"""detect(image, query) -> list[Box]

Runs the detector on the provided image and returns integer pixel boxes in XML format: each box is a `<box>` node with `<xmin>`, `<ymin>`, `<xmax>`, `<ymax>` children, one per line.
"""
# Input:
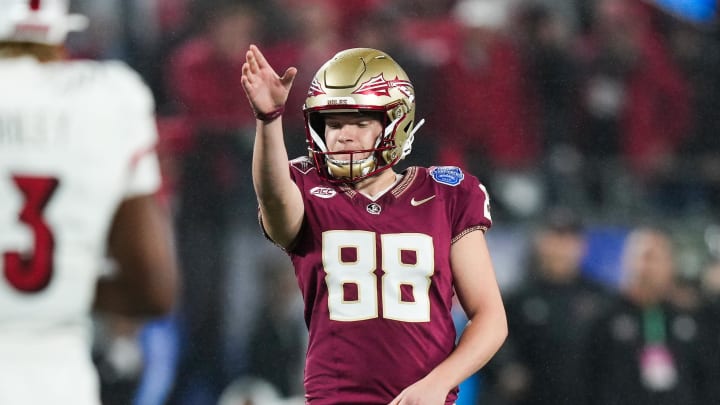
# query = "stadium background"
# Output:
<box><xmin>64</xmin><ymin>0</ymin><xmax>720</xmax><ymax>404</ymax></box>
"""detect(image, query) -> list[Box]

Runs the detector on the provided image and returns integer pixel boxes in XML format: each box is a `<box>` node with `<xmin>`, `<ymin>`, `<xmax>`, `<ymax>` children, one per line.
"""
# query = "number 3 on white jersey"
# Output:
<box><xmin>322</xmin><ymin>230</ymin><xmax>434</xmax><ymax>323</ymax></box>
<box><xmin>3</xmin><ymin>175</ymin><xmax>59</xmax><ymax>293</ymax></box>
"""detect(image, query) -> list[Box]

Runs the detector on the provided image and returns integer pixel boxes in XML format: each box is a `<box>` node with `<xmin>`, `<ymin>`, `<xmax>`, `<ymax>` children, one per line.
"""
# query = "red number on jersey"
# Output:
<box><xmin>3</xmin><ymin>176</ymin><xmax>59</xmax><ymax>293</ymax></box>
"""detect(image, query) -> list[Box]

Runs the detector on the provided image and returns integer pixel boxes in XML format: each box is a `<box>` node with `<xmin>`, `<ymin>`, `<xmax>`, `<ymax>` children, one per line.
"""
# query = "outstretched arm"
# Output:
<box><xmin>241</xmin><ymin>44</ymin><xmax>303</xmax><ymax>248</ymax></box>
<box><xmin>390</xmin><ymin>230</ymin><xmax>507</xmax><ymax>405</ymax></box>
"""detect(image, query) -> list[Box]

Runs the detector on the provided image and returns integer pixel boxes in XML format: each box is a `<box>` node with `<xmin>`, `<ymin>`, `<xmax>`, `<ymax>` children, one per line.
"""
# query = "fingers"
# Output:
<box><xmin>246</xmin><ymin>44</ymin><xmax>296</xmax><ymax>85</ymax></box>
<box><xmin>241</xmin><ymin>62</ymin><xmax>256</xmax><ymax>91</ymax></box>
<box><xmin>240</xmin><ymin>75</ymin><xmax>252</xmax><ymax>96</ymax></box>
<box><xmin>246</xmin><ymin>49</ymin><xmax>260</xmax><ymax>74</ymax></box>
<box><xmin>250</xmin><ymin>44</ymin><xmax>270</xmax><ymax>69</ymax></box>
<box><xmin>281</xmin><ymin>67</ymin><xmax>298</xmax><ymax>88</ymax></box>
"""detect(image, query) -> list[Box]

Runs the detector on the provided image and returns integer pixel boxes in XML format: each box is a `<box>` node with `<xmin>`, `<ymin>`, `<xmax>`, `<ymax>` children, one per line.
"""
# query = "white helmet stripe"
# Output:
<box><xmin>383</xmin><ymin>116</ymin><xmax>402</xmax><ymax>141</ymax></box>
<box><xmin>401</xmin><ymin>118</ymin><xmax>424</xmax><ymax>159</ymax></box>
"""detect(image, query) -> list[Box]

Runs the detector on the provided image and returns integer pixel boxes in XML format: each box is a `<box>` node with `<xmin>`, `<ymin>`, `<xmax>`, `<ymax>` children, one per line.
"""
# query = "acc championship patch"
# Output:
<box><xmin>430</xmin><ymin>166</ymin><xmax>464</xmax><ymax>186</ymax></box>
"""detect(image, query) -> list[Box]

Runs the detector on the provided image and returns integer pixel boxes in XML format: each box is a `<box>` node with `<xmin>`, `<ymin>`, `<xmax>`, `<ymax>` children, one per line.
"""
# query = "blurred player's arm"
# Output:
<box><xmin>391</xmin><ymin>230</ymin><xmax>507</xmax><ymax>405</ymax></box>
<box><xmin>241</xmin><ymin>44</ymin><xmax>303</xmax><ymax>249</ymax></box>
<box><xmin>93</xmin><ymin>195</ymin><xmax>178</xmax><ymax>317</ymax></box>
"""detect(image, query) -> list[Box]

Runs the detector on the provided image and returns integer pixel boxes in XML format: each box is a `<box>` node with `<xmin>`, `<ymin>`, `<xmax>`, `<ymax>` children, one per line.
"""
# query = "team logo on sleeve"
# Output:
<box><xmin>429</xmin><ymin>166</ymin><xmax>464</xmax><ymax>186</ymax></box>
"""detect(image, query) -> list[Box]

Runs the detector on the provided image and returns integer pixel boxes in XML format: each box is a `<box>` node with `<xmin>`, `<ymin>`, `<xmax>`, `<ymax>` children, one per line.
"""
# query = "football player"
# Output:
<box><xmin>0</xmin><ymin>1</ymin><xmax>178</xmax><ymax>404</ymax></box>
<box><xmin>241</xmin><ymin>44</ymin><xmax>507</xmax><ymax>404</ymax></box>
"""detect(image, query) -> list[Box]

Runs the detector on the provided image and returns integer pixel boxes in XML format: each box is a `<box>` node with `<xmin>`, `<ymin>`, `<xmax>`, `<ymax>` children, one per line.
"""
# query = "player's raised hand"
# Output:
<box><xmin>241</xmin><ymin>44</ymin><xmax>297</xmax><ymax>120</ymax></box>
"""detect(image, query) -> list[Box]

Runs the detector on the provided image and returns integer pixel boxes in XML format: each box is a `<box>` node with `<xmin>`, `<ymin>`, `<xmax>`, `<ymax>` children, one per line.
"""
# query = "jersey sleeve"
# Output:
<box><xmin>288</xmin><ymin>156</ymin><xmax>315</xmax><ymax>183</ymax></box>
<box><xmin>448</xmin><ymin>170</ymin><xmax>493</xmax><ymax>243</ymax></box>
<box><xmin>125</xmin><ymin>142</ymin><xmax>161</xmax><ymax>198</ymax></box>
<box><xmin>257</xmin><ymin>156</ymin><xmax>314</xmax><ymax>249</ymax></box>
<box><xmin>107</xmin><ymin>62</ymin><xmax>163</xmax><ymax>198</ymax></box>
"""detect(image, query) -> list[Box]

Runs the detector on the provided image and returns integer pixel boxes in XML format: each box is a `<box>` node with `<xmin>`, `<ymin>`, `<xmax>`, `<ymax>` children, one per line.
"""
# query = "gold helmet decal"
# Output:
<box><xmin>352</xmin><ymin>74</ymin><xmax>413</xmax><ymax>98</ymax></box>
<box><xmin>303</xmin><ymin>48</ymin><xmax>425</xmax><ymax>183</ymax></box>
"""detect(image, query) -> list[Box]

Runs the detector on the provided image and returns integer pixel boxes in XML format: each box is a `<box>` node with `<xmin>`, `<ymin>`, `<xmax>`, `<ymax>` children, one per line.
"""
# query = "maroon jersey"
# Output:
<box><xmin>274</xmin><ymin>157</ymin><xmax>492</xmax><ymax>404</ymax></box>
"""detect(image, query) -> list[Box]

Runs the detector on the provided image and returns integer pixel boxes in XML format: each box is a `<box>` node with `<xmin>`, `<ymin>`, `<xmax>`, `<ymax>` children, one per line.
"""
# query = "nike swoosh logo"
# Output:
<box><xmin>411</xmin><ymin>195</ymin><xmax>436</xmax><ymax>206</ymax></box>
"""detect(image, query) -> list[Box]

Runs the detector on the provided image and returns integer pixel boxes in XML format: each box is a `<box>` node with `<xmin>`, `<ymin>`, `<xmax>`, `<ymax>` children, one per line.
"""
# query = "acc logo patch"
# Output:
<box><xmin>310</xmin><ymin>186</ymin><xmax>337</xmax><ymax>199</ymax></box>
<box><xmin>429</xmin><ymin>166</ymin><xmax>464</xmax><ymax>186</ymax></box>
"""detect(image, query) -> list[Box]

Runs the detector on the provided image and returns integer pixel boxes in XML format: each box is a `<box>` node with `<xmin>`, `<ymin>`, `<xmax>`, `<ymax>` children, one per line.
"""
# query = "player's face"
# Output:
<box><xmin>324</xmin><ymin>113</ymin><xmax>383</xmax><ymax>161</ymax></box>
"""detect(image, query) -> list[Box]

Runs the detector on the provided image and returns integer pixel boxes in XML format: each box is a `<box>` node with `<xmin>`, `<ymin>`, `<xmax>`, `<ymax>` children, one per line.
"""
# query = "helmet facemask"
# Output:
<box><xmin>303</xmin><ymin>48</ymin><xmax>425</xmax><ymax>184</ymax></box>
<box><xmin>306</xmin><ymin>108</ymin><xmax>416</xmax><ymax>183</ymax></box>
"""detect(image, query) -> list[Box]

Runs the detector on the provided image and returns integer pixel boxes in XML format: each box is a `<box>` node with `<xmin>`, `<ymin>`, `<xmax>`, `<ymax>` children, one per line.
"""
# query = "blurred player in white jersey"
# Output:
<box><xmin>0</xmin><ymin>1</ymin><xmax>179</xmax><ymax>404</ymax></box>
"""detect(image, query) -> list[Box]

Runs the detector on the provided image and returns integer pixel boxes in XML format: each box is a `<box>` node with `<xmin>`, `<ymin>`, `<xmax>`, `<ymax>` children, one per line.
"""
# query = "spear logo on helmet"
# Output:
<box><xmin>307</xmin><ymin>77</ymin><xmax>326</xmax><ymax>97</ymax></box>
<box><xmin>352</xmin><ymin>74</ymin><xmax>413</xmax><ymax>98</ymax></box>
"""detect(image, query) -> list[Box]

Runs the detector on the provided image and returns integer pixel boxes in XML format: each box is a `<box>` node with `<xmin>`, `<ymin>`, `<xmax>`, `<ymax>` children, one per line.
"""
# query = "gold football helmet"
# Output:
<box><xmin>303</xmin><ymin>48</ymin><xmax>425</xmax><ymax>183</ymax></box>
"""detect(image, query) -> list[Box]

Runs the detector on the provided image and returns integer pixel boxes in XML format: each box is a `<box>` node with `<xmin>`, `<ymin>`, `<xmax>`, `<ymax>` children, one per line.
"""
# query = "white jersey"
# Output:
<box><xmin>0</xmin><ymin>57</ymin><xmax>161</xmax><ymax>405</ymax></box>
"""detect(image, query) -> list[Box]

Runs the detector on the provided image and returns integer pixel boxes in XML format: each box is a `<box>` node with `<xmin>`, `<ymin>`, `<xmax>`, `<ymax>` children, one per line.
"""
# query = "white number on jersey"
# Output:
<box><xmin>479</xmin><ymin>183</ymin><xmax>492</xmax><ymax>222</ymax></box>
<box><xmin>322</xmin><ymin>230</ymin><xmax>434</xmax><ymax>322</ymax></box>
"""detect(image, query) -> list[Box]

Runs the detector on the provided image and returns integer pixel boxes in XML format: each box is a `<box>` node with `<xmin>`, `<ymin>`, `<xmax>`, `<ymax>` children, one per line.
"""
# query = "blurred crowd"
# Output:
<box><xmin>62</xmin><ymin>0</ymin><xmax>720</xmax><ymax>404</ymax></box>
<box><xmin>480</xmin><ymin>210</ymin><xmax>720</xmax><ymax>405</ymax></box>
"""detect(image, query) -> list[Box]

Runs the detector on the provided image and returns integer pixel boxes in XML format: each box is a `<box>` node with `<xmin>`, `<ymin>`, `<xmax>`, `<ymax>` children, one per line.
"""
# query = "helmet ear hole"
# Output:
<box><xmin>403</xmin><ymin>120</ymin><xmax>413</xmax><ymax>134</ymax></box>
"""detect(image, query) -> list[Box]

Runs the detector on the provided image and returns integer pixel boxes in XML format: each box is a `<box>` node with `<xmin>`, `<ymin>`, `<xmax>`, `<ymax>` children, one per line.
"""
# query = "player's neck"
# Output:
<box><xmin>353</xmin><ymin>169</ymin><xmax>400</xmax><ymax>199</ymax></box>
